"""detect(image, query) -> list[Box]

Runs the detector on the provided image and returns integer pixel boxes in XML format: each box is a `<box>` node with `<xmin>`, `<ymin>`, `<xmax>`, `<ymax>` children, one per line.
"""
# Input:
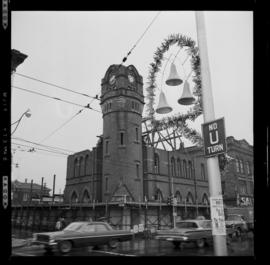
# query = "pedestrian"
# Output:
<box><xmin>60</xmin><ymin>217</ymin><xmax>66</xmax><ymax>229</ymax></box>
<box><xmin>55</xmin><ymin>217</ymin><xmax>65</xmax><ymax>231</ymax></box>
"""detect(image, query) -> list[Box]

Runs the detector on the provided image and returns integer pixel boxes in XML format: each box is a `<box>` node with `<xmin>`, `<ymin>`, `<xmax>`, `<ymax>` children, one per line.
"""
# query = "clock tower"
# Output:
<box><xmin>100</xmin><ymin>64</ymin><xmax>144</xmax><ymax>202</ymax></box>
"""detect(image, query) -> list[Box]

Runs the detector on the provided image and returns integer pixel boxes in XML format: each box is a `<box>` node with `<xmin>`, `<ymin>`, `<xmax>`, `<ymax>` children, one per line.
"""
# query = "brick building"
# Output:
<box><xmin>11</xmin><ymin>179</ymin><xmax>51</xmax><ymax>205</ymax></box>
<box><xmin>64</xmin><ymin>64</ymin><xmax>253</xmax><ymax>212</ymax></box>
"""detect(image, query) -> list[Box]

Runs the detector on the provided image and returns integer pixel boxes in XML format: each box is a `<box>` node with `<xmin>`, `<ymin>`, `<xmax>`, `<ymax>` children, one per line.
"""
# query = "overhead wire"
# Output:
<box><xmin>14</xmin><ymin>72</ymin><xmax>100</xmax><ymax>101</ymax></box>
<box><xmin>120</xmin><ymin>11</ymin><xmax>162</xmax><ymax>65</ymax></box>
<box><xmin>12</xmin><ymin>137</ymin><xmax>76</xmax><ymax>153</ymax></box>
<box><xmin>12</xmin><ymin>85</ymin><xmax>102</xmax><ymax>113</ymax></box>
<box><xmin>38</xmin><ymin>108</ymin><xmax>85</xmax><ymax>144</ymax></box>
<box><xmin>11</xmin><ymin>142</ymin><xmax>71</xmax><ymax>156</ymax></box>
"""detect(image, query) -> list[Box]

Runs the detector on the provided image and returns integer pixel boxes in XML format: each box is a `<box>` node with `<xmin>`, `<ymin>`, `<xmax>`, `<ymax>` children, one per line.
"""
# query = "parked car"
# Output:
<box><xmin>155</xmin><ymin>219</ymin><xmax>235</xmax><ymax>248</ymax></box>
<box><xmin>33</xmin><ymin>221</ymin><xmax>134</xmax><ymax>253</ymax></box>
<box><xmin>225</xmin><ymin>214</ymin><xmax>248</xmax><ymax>236</ymax></box>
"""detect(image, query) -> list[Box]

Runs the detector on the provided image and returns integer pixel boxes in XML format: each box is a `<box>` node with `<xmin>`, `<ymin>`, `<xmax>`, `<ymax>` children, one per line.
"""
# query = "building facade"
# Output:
<box><xmin>11</xmin><ymin>179</ymin><xmax>51</xmax><ymax>205</ymax></box>
<box><xmin>64</xmin><ymin>64</ymin><xmax>253</xmax><ymax>212</ymax></box>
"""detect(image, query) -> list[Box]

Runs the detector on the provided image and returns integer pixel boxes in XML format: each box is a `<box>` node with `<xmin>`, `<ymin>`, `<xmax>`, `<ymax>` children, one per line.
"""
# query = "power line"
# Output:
<box><xmin>11</xmin><ymin>142</ymin><xmax>71</xmax><ymax>156</ymax></box>
<box><xmin>12</xmin><ymin>85</ymin><xmax>102</xmax><ymax>113</ymax></box>
<box><xmin>15</xmin><ymin>72</ymin><xmax>100</xmax><ymax>101</ymax></box>
<box><xmin>12</xmin><ymin>137</ymin><xmax>76</xmax><ymax>153</ymax></box>
<box><xmin>39</xmin><ymin>108</ymin><xmax>85</xmax><ymax>143</ymax></box>
<box><xmin>121</xmin><ymin>11</ymin><xmax>162</xmax><ymax>65</ymax></box>
<box><xmin>12</xmin><ymin>148</ymin><xmax>68</xmax><ymax>158</ymax></box>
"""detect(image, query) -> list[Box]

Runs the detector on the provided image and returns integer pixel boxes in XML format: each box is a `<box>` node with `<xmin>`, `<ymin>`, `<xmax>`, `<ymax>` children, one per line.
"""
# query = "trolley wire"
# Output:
<box><xmin>120</xmin><ymin>11</ymin><xmax>161</xmax><ymax>65</ymax></box>
<box><xmin>14</xmin><ymin>72</ymin><xmax>99</xmax><ymax>101</ymax></box>
<box><xmin>12</xmin><ymin>85</ymin><xmax>102</xmax><ymax>113</ymax></box>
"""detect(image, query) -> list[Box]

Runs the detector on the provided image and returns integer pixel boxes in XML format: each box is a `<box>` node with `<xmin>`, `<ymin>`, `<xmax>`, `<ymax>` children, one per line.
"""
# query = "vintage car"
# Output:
<box><xmin>155</xmin><ymin>219</ymin><xmax>235</xmax><ymax>248</ymax></box>
<box><xmin>225</xmin><ymin>214</ymin><xmax>249</xmax><ymax>236</ymax></box>
<box><xmin>33</xmin><ymin>221</ymin><xmax>134</xmax><ymax>253</ymax></box>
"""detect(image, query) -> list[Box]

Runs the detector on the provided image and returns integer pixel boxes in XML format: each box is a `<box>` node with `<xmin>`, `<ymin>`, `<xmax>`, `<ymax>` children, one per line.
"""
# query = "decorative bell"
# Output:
<box><xmin>156</xmin><ymin>90</ymin><xmax>173</xmax><ymax>114</ymax></box>
<box><xmin>165</xmin><ymin>63</ymin><xmax>183</xmax><ymax>86</ymax></box>
<box><xmin>178</xmin><ymin>80</ymin><xmax>196</xmax><ymax>105</ymax></box>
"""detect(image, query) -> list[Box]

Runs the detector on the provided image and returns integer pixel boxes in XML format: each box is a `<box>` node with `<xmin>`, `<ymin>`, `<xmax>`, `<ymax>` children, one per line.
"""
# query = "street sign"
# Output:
<box><xmin>209</xmin><ymin>196</ymin><xmax>226</xmax><ymax>236</ymax></box>
<box><xmin>202</xmin><ymin>117</ymin><xmax>227</xmax><ymax>157</ymax></box>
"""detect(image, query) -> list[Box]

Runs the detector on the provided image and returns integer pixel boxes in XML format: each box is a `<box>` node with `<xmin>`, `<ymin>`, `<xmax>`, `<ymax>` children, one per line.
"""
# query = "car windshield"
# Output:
<box><xmin>64</xmin><ymin>223</ymin><xmax>84</xmax><ymax>231</ymax></box>
<box><xmin>176</xmin><ymin>222</ymin><xmax>198</xmax><ymax>229</ymax></box>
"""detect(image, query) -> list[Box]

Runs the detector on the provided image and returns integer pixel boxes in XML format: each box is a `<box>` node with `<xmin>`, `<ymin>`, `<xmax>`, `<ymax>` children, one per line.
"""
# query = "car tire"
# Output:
<box><xmin>196</xmin><ymin>238</ymin><xmax>205</xmax><ymax>248</ymax></box>
<box><xmin>108</xmin><ymin>240</ymin><xmax>118</xmax><ymax>249</ymax></box>
<box><xmin>44</xmin><ymin>246</ymin><xmax>53</xmax><ymax>253</ymax></box>
<box><xmin>172</xmin><ymin>241</ymin><xmax>181</xmax><ymax>248</ymax></box>
<box><xmin>58</xmin><ymin>240</ymin><xmax>72</xmax><ymax>253</ymax></box>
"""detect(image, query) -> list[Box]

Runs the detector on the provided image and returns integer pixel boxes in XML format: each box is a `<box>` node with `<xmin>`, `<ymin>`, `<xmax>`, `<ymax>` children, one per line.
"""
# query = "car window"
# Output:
<box><xmin>176</xmin><ymin>222</ymin><xmax>198</xmax><ymax>228</ymax></box>
<box><xmin>95</xmin><ymin>224</ymin><xmax>110</xmax><ymax>232</ymax></box>
<box><xmin>228</xmin><ymin>215</ymin><xmax>241</xmax><ymax>221</ymax></box>
<box><xmin>64</xmin><ymin>223</ymin><xmax>84</xmax><ymax>231</ymax></box>
<box><xmin>80</xmin><ymin>224</ymin><xmax>95</xmax><ymax>233</ymax></box>
<box><xmin>200</xmin><ymin>221</ymin><xmax>212</xmax><ymax>228</ymax></box>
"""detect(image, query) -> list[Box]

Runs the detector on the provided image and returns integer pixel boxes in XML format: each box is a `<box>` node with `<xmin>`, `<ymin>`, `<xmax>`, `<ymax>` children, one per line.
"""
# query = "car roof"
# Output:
<box><xmin>68</xmin><ymin>221</ymin><xmax>110</xmax><ymax>226</ymax></box>
<box><xmin>177</xmin><ymin>219</ymin><xmax>211</xmax><ymax>223</ymax></box>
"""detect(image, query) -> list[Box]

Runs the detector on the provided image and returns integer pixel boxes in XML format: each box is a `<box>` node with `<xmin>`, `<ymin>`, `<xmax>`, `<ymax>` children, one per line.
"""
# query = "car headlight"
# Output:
<box><xmin>182</xmin><ymin>236</ymin><xmax>188</xmax><ymax>241</ymax></box>
<box><xmin>49</xmin><ymin>238</ymin><xmax>55</xmax><ymax>243</ymax></box>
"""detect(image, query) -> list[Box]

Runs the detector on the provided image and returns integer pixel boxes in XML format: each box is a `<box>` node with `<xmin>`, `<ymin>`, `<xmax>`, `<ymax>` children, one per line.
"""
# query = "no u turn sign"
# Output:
<box><xmin>202</xmin><ymin>117</ymin><xmax>227</xmax><ymax>157</ymax></box>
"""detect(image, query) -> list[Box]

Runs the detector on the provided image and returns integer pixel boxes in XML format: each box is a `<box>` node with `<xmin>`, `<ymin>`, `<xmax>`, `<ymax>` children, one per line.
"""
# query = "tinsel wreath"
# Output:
<box><xmin>145</xmin><ymin>33</ymin><xmax>203</xmax><ymax>145</ymax></box>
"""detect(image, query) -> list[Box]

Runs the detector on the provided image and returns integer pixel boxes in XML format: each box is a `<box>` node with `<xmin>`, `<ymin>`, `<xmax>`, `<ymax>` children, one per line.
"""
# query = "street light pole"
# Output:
<box><xmin>195</xmin><ymin>11</ymin><xmax>228</xmax><ymax>256</ymax></box>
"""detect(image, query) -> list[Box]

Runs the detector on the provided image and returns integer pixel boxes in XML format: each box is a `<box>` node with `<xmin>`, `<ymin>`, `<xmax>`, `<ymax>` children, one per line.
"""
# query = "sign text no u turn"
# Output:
<box><xmin>202</xmin><ymin>117</ymin><xmax>227</xmax><ymax>157</ymax></box>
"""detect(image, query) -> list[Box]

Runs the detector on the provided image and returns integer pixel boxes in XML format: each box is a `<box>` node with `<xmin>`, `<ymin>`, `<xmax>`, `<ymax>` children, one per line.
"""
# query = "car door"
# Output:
<box><xmin>76</xmin><ymin>223</ymin><xmax>96</xmax><ymax>247</ymax></box>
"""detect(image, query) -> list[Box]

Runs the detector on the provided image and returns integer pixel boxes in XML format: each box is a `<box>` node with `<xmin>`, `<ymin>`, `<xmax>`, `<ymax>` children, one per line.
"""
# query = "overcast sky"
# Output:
<box><xmin>11</xmin><ymin>11</ymin><xmax>253</xmax><ymax>194</ymax></box>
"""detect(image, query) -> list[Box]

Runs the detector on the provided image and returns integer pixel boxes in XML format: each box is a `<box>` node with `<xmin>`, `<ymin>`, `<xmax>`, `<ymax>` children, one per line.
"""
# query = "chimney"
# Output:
<box><xmin>180</xmin><ymin>142</ymin><xmax>185</xmax><ymax>149</ymax></box>
<box><xmin>25</xmin><ymin>178</ymin><xmax>27</xmax><ymax>183</ymax></box>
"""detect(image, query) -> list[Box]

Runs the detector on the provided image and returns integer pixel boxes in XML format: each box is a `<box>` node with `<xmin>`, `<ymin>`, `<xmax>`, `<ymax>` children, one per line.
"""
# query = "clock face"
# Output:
<box><xmin>109</xmin><ymin>75</ymin><xmax>116</xmax><ymax>85</ymax></box>
<box><xmin>128</xmin><ymin>74</ymin><xmax>135</xmax><ymax>83</ymax></box>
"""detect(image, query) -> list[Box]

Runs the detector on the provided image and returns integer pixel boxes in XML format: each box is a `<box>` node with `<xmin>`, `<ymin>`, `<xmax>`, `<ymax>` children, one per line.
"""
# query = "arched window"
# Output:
<box><xmin>186</xmin><ymin>192</ymin><xmax>194</xmax><ymax>204</ymax></box>
<box><xmin>71</xmin><ymin>191</ymin><xmax>78</xmax><ymax>203</ymax></box>
<box><xmin>202</xmin><ymin>193</ymin><xmax>209</xmax><ymax>205</ymax></box>
<box><xmin>183</xmin><ymin>160</ymin><xmax>187</xmax><ymax>178</ymax></box>
<box><xmin>79</xmin><ymin>157</ymin><xmax>84</xmax><ymax>176</ymax></box>
<box><xmin>156</xmin><ymin>189</ymin><xmax>163</xmax><ymax>202</ymax></box>
<box><xmin>239</xmin><ymin>159</ymin><xmax>244</xmax><ymax>173</ymax></box>
<box><xmin>175</xmin><ymin>191</ymin><xmax>182</xmax><ymax>204</ymax></box>
<box><xmin>171</xmin><ymin>157</ymin><xmax>176</xmax><ymax>176</ymax></box>
<box><xmin>82</xmin><ymin>189</ymin><xmax>90</xmax><ymax>203</ymax></box>
<box><xmin>188</xmin><ymin>161</ymin><xmax>193</xmax><ymax>179</ymax></box>
<box><xmin>154</xmin><ymin>153</ymin><xmax>160</xmax><ymax>174</ymax></box>
<box><xmin>74</xmin><ymin>158</ymin><xmax>80</xmax><ymax>178</ymax></box>
<box><xmin>177</xmin><ymin>158</ymin><xmax>181</xmax><ymax>177</ymax></box>
<box><xmin>246</xmin><ymin>161</ymin><xmax>251</xmax><ymax>175</ymax></box>
<box><xmin>85</xmin><ymin>155</ymin><xmax>89</xmax><ymax>176</ymax></box>
<box><xmin>235</xmin><ymin>158</ymin><xmax>240</xmax><ymax>173</ymax></box>
<box><xmin>201</xmin><ymin>163</ymin><xmax>205</xmax><ymax>180</ymax></box>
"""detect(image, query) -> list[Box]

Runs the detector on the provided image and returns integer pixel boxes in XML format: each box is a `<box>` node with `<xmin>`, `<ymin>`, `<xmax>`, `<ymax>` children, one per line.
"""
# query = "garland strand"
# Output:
<box><xmin>145</xmin><ymin>33</ymin><xmax>203</xmax><ymax>145</ymax></box>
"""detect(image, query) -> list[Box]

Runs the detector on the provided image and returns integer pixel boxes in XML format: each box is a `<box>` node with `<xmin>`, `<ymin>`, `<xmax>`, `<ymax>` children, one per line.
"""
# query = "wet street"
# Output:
<box><xmin>12</xmin><ymin>228</ymin><xmax>254</xmax><ymax>257</ymax></box>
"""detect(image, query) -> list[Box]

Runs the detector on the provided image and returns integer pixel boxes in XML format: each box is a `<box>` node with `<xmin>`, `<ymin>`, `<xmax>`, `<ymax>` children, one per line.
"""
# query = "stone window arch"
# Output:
<box><xmin>85</xmin><ymin>155</ymin><xmax>89</xmax><ymax>175</ymax></box>
<box><xmin>71</xmin><ymin>190</ymin><xmax>79</xmax><ymax>203</ymax></box>
<box><xmin>74</xmin><ymin>158</ymin><xmax>80</xmax><ymax>178</ymax></box>
<box><xmin>156</xmin><ymin>189</ymin><xmax>164</xmax><ymax>202</ymax></box>
<box><xmin>171</xmin><ymin>157</ymin><xmax>176</xmax><ymax>176</ymax></box>
<box><xmin>82</xmin><ymin>189</ymin><xmax>91</xmax><ymax>203</ymax></box>
<box><xmin>177</xmin><ymin>158</ymin><xmax>181</xmax><ymax>177</ymax></box>
<box><xmin>183</xmin><ymin>160</ymin><xmax>187</xmax><ymax>178</ymax></box>
<box><xmin>186</xmin><ymin>192</ymin><xmax>194</xmax><ymax>204</ymax></box>
<box><xmin>79</xmin><ymin>156</ymin><xmax>84</xmax><ymax>176</ymax></box>
<box><xmin>201</xmin><ymin>163</ymin><xmax>206</xmax><ymax>180</ymax></box>
<box><xmin>175</xmin><ymin>191</ymin><xmax>182</xmax><ymax>203</ymax></box>
<box><xmin>202</xmin><ymin>193</ymin><xmax>209</xmax><ymax>205</ymax></box>
<box><xmin>154</xmin><ymin>153</ymin><xmax>160</xmax><ymax>174</ymax></box>
<box><xmin>235</xmin><ymin>157</ymin><xmax>240</xmax><ymax>173</ymax></box>
<box><xmin>188</xmin><ymin>161</ymin><xmax>193</xmax><ymax>179</ymax></box>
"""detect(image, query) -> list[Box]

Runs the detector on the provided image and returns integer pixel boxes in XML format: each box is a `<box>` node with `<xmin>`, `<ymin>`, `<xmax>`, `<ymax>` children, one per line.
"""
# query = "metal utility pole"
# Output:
<box><xmin>195</xmin><ymin>11</ymin><xmax>228</xmax><ymax>256</ymax></box>
<box><xmin>52</xmin><ymin>174</ymin><xmax>56</xmax><ymax>204</ymax></box>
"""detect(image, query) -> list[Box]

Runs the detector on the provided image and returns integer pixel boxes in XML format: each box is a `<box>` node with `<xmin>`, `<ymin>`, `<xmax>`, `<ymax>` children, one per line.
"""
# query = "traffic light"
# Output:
<box><xmin>167</xmin><ymin>196</ymin><xmax>174</xmax><ymax>205</ymax></box>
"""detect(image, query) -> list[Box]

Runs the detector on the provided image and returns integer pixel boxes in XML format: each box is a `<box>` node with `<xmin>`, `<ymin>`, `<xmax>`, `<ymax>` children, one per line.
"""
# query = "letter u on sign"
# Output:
<box><xmin>209</xmin><ymin>131</ymin><xmax>219</xmax><ymax>145</ymax></box>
